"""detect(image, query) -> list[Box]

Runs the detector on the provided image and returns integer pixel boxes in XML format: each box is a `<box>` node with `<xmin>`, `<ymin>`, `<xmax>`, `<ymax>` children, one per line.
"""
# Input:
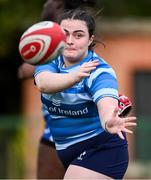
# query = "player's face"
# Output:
<box><xmin>60</xmin><ymin>19</ymin><xmax>94</xmax><ymax>66</ymax></box>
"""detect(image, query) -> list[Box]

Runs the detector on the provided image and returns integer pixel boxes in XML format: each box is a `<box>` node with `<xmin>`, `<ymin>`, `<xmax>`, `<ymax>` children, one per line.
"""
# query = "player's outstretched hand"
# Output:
<box><xmin>70</xmin><ymin>60</ymin><xmax>99</xmax><ymax>83</ymax></box>
<box><xmin>105</xmin><ymin>107</ymin><xmax>137</xmax><ymax>139</ymax></box>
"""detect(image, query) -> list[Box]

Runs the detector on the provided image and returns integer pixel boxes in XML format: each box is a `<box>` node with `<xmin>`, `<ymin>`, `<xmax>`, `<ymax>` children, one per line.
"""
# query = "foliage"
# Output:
<box><xmin>0</xmin><ymin>0</ymin><xmax>43</xmax><ymax>57</ymax></box>
<box><xmin>0</xmin><ymin>115</ymin><xmax>25</xmax><ymax>178</ymax></box>
<box><xmin>97</xmin><ymin>0</ymin><xmax>151</xmax><ymax>17</ymax></box>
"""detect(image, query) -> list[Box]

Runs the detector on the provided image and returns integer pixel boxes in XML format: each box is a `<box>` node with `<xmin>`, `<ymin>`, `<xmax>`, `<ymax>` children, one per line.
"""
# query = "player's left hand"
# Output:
<box><xmin>105</xmin><ymin>107</ymin><xmax>137</xmax><ymax>139</ymax></box>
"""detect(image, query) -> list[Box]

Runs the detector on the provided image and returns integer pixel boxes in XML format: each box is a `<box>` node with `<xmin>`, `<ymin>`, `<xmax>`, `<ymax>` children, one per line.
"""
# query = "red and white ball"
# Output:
<box><xmin>19</xmin><ymin>21</ymin><xmax>66</xmax><ymax>65</ymax></box>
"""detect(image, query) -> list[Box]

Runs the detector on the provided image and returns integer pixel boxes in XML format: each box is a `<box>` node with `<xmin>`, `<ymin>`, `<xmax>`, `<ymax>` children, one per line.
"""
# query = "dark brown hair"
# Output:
<box><xmin>58</xmin><ymin>8</ymin><xmax>96</xmax><ymax>49</ymax></box>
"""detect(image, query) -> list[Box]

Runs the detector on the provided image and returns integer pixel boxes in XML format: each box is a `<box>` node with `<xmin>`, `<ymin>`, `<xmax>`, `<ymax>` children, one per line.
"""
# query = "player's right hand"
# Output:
<box><xmin>71</xmin><ymin>60</ymin><xmax>99</xmax><ymax>83</ymax></box>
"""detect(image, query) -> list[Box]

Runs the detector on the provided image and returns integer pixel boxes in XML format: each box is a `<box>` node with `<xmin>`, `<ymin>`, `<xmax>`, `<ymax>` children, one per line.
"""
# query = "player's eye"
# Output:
<box><xmin>74</xmin><ymin>33</ymin><xmax>83</xmax><ymax>39</ymax></box>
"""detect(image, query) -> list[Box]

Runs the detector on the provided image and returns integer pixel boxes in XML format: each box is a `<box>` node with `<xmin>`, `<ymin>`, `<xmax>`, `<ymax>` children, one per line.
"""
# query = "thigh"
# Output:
<box><xmin>64</xmin><ymin>165</ymin><xmax>113</xmax><ymax>179</ymax></box>
<box><xmin>37</xmin><ymin>139</ymin><xmax>65</xmax><ymax>179</ymax></box>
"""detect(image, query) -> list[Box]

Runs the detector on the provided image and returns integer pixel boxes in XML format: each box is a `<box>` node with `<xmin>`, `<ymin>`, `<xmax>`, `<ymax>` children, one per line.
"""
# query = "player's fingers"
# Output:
<box><xmin>87</xmin><ymin>60</ymin><xmax>99</xmax><ymax>65</ymax></box>
<box><xmin>82</xmin><ymin>64</ymin><xmax>97</xmax><ymax>69</ymax></box>
<box><xmin>123</xmin><ymin>117</ymin><xmax>136</xmax><ymax>122</ymax></box>
<box><xmin>79</xmin><ymin>72</ymin><xmax>91</xmax><ymax>77</ymax></box>
<box><xmin>82</xmin><ymin>66</ymin><xmax>97</xmax><ymax>73</ymax></box>
<box><xmin>92</xmin><ymin>60</ymin><xmax>99</xmax><ymax>63</ymax></box>
<box><xmin>125</xmin><ymin>122</ymin><xmax>137</xmax><ymax>127</ymax></box>
<box><xmin>118</xmin><ymin>131</ymin><xmax>125</xmax><ymax>139</ymax></box>
<box><xmin>82</xmin><ymin>61</ymin><xmax>99</xmax><ymax>67</ymax></box>
<box><xmin>123</xmin><ymin>128</ymin><xmax>133</xmax><ymax>134</ymax></box>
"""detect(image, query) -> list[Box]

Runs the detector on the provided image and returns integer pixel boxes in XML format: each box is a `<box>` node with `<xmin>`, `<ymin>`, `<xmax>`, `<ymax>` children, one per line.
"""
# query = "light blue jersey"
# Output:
<box><xmin>35</xmin><ymin>50</ymin><xmax>118</xmax><ymax>150</ymax></box>
<box><xmin>41</xmin><ymin>105</ymin><xmax>54</xmax><ymax>142</ymax></box>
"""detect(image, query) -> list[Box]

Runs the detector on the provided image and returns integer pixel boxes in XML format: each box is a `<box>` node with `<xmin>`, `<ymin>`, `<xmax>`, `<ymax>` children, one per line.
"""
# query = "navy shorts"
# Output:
<box><xmin>57</xmin><ymin>132</ymin><xmax>128</xmax><ymax>179</ymax></box>
<box><xmin>40</xmin><ymin>137</ymin><xmax>55</xmax><ymax>148</ymax></box>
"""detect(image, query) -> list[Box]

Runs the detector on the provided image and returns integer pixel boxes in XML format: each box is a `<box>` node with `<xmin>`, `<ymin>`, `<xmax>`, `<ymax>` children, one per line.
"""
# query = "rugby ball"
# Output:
<box><xmin>19</xmin><ymin>21</ymin><xmax>66</xmax><ymax>65</ymax></box>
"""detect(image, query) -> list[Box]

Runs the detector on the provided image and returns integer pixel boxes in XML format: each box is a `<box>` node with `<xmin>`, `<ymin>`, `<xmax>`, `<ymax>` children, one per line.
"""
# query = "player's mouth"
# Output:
<box><xmin>65</xmin><ymin>48</ymin><xmax>76</xmax><ymax>51</ymax></box>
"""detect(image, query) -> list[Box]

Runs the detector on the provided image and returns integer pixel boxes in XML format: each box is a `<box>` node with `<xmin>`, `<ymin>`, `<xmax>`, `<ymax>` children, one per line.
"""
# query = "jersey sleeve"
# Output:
<box><xmin>86</xmin><ymin>61</ymin><xmax>119</xmax><ymax>103</ymax></box>
<box><xmin>34</xmin><ymin>60</ymin><xmax>59</xmax><ymax>77</ymax></box>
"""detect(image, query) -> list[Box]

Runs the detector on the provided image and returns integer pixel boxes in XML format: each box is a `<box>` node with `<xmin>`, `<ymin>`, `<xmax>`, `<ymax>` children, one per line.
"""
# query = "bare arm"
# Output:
<box><xmin>35</xmin><ymin>60</ymin><xmax>99</xmax><ymax>93</ymax></box>
<box><xmin>97</xmin><ymin>97</ymin><xmax>136</xmax><ymax>139</ymax></box>
<box><xmin>18</xmin><ymin>63</ymin><xmax>35</xmax><ymax>80</ymax></box>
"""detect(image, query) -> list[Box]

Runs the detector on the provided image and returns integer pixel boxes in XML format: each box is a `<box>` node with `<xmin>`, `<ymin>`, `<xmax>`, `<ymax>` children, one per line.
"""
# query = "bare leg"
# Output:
<box><xmin>64</xmin><ymin>165</ymin><xmax>113</xmax><ymax>179</ymax></box>
<box><xmin>37</xmin><ymin>142</ymin><xmax>65</xmax><ymax>179</ymax></box>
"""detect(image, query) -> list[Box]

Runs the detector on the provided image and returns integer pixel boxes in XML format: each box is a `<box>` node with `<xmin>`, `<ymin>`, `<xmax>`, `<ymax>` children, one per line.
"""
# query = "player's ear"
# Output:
<box><xmin>88</xmin><ymin>35</ymin><xmax>94</xmax><ymax>46</ymax></box>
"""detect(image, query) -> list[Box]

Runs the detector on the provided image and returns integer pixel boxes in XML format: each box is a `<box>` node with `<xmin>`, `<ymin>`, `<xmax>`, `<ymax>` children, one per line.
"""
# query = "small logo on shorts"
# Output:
<box><xmin>77</xmin><ymin>151</ymin><xmax>86</xmax><ymax>160</ymax></box>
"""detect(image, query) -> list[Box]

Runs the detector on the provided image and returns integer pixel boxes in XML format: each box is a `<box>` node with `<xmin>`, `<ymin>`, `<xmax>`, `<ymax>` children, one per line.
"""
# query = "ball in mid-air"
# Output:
<box><xmin>19</xmin><ymin>21</ymin><xmax>66</xmax><ymax>65</ymax></box>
